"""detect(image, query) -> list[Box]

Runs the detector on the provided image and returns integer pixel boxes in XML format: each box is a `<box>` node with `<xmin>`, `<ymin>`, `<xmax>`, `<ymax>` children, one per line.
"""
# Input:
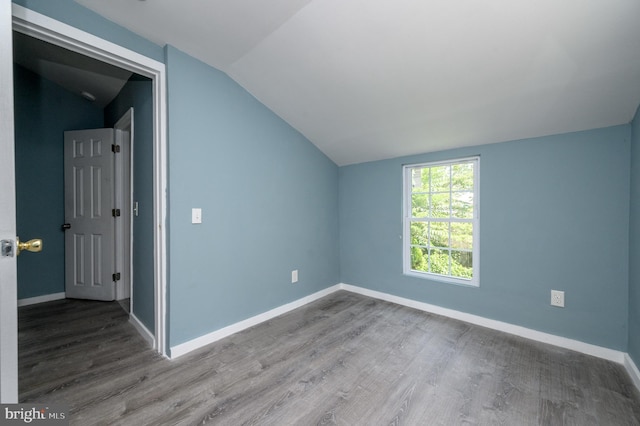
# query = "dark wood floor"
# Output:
<box><xmin>19</xmin><ymin>291</ymin><xmax>640</xmax><ymax>425</ymax></box>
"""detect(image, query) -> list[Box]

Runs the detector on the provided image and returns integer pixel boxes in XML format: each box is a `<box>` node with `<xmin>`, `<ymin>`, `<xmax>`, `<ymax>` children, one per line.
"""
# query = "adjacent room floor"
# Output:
<box><xmin>19</xmin><ymin>291</ymin><xmax>640</xmax><ymax>425</ymax></box>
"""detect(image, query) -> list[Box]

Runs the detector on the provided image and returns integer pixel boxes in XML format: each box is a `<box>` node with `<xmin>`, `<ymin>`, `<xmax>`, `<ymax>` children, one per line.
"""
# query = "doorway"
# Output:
<box><xmin>13</xmin><ymin>36</ymin><xmax>155</xmax><ymax>342</ymax></box>
<box><xmin>11</xmin><ymin>5</ymin><xmax>167</xmax><ymax>355</ymax></box>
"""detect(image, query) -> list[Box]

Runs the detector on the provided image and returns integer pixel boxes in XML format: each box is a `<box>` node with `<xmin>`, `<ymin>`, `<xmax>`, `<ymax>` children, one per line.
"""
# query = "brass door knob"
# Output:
<box><xmin>17</xmin><ymin>238</ymin><xmax>43</xmax><ymax>255</ymax></box>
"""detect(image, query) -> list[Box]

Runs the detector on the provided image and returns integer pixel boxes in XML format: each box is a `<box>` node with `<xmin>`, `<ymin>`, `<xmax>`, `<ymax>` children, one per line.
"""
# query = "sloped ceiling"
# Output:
<box><xmin>13</xmin><ymin>31</ymin><xmax>132</xmax><ymax>108</ymax></box>
<box><xmin>75</xmin><ymin>0</ymin><xmax>640</xmax><ymax>165</ymax></box>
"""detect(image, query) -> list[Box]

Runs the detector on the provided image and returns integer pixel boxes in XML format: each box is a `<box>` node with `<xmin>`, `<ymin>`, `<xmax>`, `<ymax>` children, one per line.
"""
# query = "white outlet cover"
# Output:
<box><xmin>551</xmin><ymin>290</ymin><xmax>565</xmax><ymax>307</ymax></box>
<box><xmin>291</xmin><ymin>270</ymin><xmax>298</xmax><ymax>283</ymax></box>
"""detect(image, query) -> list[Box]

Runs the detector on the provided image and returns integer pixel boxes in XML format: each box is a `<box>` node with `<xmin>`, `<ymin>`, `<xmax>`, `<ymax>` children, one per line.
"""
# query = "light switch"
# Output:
<box><xmin>192</xmin><ymin>208</ymin><xmax>202</xmax><ymax>224</ymax></box>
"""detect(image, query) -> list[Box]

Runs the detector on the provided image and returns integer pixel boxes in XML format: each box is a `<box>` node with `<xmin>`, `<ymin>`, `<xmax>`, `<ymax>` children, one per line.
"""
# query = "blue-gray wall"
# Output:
<box><xmin>12</xmin><ymin>0</ymin><xmax>163</xmax><ymax>63</ymax></box>
<box><xmin>165</xmin><ymin>45</ymin><xmax>339</xmax><ymax>347</ymax></box>
<box><xmin>339</xmin><ymin>125</ymin><xmax>631</xmax><ymax>350</ymax></box>
<box><xmin>12</xmin><ymin>0</ymin><xmax>640</xmax><ymax>360</ymax></box>
<box><xmin>104</xmin><ymin>76</ymin><xmax>155</xmax><ymax>333</ymax></box>
<box><xmin>14</xmin><ymin>64</ymin><xmax>104</xmax><ymax>299</ymax></box>
<box><xmin>630</xmin><ymin>105</ymin><xmax>640</xmax><ymax>363</ymax></box>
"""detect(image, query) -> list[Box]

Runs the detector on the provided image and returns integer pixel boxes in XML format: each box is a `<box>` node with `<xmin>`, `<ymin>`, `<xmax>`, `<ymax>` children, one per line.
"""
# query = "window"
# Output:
<box><xmin>403</xmin><ymin>157</ymin><xmax>479</xmax><ymax>286</ymax></box>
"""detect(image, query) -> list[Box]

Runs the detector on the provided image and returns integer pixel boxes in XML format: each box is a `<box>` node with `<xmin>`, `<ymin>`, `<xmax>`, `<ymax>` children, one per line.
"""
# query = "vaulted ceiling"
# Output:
<box><xmin>75</xmin><ymin>0</ymin><xmax>640</xmax><ymax>165</ymax></box>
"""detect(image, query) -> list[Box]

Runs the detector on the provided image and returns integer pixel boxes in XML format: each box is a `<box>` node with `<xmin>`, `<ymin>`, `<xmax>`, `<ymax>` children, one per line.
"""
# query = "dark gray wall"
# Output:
<box><xmin>14</xmin><ymin>64</ymin><xmax>104</xmax><ymax>299</ymax></box>
<box><xmin>104</xmin><ymin>76</ymin><xmax>155</xmax><ymax>332</ymax></box>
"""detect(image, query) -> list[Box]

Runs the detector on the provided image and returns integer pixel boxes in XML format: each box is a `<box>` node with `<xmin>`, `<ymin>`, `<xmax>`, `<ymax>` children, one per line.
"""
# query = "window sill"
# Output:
<box><xmin>403</xmin><ymin>270</ymin><xmax>479</xmax><ymax>288</ymax></box>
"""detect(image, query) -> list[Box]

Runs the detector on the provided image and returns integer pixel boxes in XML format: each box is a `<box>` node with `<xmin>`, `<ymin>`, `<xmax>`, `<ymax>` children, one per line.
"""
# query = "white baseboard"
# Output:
<box><xmin>130</xmin><ymin>313</ymin><xmax>155</xmax><ymax>348</ymax></box>
<box><xmin>170</xmin><ymin>284</ymin><xmax>341</xmax><ymax>358</ymax></box>
<box><xmin>339</xmin><ymin>283</ymin><xmax>626</xmax><ymax>364</ymax></box>
<box><xmin>17</xmin><ymin>292</ymin><xmax>65</xmax><ymax>307</ymax></box>
<box><xmin>168</xmin><ymin>281</ymin><xmax>638</xmax><ymax>392</ymax></box>
<box><xmin>624</xmin><ymin>354</ymin><xmax>640</xmax><ymax>392</ymax></box>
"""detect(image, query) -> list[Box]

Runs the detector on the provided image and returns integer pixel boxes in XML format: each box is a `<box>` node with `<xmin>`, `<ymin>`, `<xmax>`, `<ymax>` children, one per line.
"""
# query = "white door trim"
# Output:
<box><xmin>114</xmin><ymin>108</ymin><xmax>134</xmax><ymax>305</ymax></box>
<box><xmin>12</xmin><ymin>4</ymin><xmax>168</xmax><ymax>356</ymax></box>
<box><xmin>0</xmin><ymin>0</ymin><xmax>18</xmax><ymax>403</ymax></box>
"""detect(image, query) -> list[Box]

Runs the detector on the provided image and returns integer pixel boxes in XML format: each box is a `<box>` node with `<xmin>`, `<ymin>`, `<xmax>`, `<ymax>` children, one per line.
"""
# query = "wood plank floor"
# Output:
<box><xmin>19</xmin><ymin>291</ymin><xmax>640</xmax><ymax>425</ymax></box>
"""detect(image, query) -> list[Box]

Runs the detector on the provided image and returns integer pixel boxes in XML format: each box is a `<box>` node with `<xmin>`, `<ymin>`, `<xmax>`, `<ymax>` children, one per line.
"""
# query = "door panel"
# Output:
<box><xmin>0</xmin><ymin>0</ymin><xmax>17</xmax><ymax>403</ymax></box>
<box><xmin>64</xmin><ymin>129</ymin><xmax>116</xmax><ymax>301</ymax></box>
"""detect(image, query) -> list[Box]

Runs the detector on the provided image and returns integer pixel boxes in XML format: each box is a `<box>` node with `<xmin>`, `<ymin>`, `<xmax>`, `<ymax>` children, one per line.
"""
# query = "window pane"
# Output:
<box><xmin>451</xmin><ymin>223</ymin><xmax>473</xmax><ymax>250</ymax></box>
<box><xmin>451</xmin><ymin>192</ymin><xmax>473</xmax><ymax>219</ymax></box>
<box><xmin>411</xmin><ymin>168</ymin><xmax>429</xmax><ymax>192</ymax></box>
<box><xmin>411</xmin><ymin>194</ymin><xmax>429</xmax><ymax>218</ymax></box>
<box><xmin>429</xmin><ymin>221</ymin><xmax>449</xmax><ymax>247</ymax></box>
<box><xmin>429</xmin><ymin>248</ymin><xmax>450</xmax><ymax>275</ymax></box>
<box><xmin>451</xmin><ymin>251</ymin><xmax>473</xmax><ymax>279</ymax></box>
<box><xmin>410</xmin><ymin>221</ymin><xmax>428</xmax><ymax>246</ymax></box>
<box><xmin>404</xmin><ymin>158</ymin><xmax>478</xmax><ymax>284</ymax></box>
<box><xmin>452</xmin><ymin>163</ymin><xmax>474</xmax><ymax>191</ymax></box>
<box><xmin>431</xmin><ymin>193</ymin><xmax>450</xmax><ymax>218</ymax></box>
<box><xmin>411</xmin><ymin>246</ymin><xmax>428</xmax><ymax>272</ymax></box>
<box><xmin>430</xmin><ymin>166</ymin><xmax>450</xmax><ymax>192</ymax></box>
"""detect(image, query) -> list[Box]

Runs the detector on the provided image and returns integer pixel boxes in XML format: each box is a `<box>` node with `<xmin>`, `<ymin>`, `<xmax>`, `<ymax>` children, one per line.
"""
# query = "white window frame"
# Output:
<box><xmin>402</xmin><ymin>156</ymin><xmax>480</xmax><ymax>286</ymax></box>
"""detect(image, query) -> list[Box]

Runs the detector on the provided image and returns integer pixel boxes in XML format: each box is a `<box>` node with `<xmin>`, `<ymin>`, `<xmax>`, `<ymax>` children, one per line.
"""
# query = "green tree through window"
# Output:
<box><xmin>403</xmin><ymin>157</ymin><xmax>479</xmax><ymax>285</ymax></box>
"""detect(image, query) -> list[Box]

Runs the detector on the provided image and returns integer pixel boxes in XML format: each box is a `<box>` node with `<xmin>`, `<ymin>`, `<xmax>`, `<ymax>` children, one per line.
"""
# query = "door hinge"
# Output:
<box><xmin>112</xmin><ymin>272</ymin><xmax>121</xmax><ymax>282</ymax></box>
<box><xmin>111</xmin><ymin>144</ymin><xmax>121</xmax><ymax>153</ymax></box>
<box><xmin>112</xmin><ymin>208</ymin><xmax>121</xmax><ymax>217</ymax></box>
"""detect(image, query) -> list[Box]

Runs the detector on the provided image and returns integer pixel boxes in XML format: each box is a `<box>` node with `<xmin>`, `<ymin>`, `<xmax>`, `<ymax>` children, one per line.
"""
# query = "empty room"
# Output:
<box><xmin>2</xmin><ymin>0</ymin><xmax>640</xmax><ymax>424</ymax></box>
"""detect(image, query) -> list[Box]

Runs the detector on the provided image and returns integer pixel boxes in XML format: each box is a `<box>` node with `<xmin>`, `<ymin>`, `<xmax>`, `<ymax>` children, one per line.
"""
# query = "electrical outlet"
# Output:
<box><xmin>551</xmin><ymin>290</ymin><xmax>565</xmax><ymax>307</ymax></box>
<box><xmin>291</xmin><ymin>270</ymin><xmax>298</xmax><ymax>283</ymax></box>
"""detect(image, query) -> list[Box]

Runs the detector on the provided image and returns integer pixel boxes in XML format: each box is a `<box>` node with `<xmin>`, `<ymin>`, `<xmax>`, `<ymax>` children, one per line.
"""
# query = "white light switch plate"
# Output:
<box><xmin>192</xmin><ymin>208</ymin><xmax>202</xmax><ymax>224</ymax></box>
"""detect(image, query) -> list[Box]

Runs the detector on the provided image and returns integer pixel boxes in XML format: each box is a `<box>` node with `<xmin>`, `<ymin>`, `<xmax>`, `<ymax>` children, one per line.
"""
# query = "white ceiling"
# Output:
<box><xmin>75</xmin><ymin>0</ymin><xmax>640</xmax><ymax>166</ymax></box>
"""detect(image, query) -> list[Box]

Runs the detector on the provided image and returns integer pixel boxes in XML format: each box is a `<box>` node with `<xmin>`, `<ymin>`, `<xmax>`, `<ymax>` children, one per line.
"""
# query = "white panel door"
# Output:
<box><xmin>0</xmin><ymin>0</ymin><xmax>18</xmax><ymax>403</ymax></box>
<box><xmin>64</xmin><ymin>129</ymin><xmax>116</xmax><ymax>301</ymax></box>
